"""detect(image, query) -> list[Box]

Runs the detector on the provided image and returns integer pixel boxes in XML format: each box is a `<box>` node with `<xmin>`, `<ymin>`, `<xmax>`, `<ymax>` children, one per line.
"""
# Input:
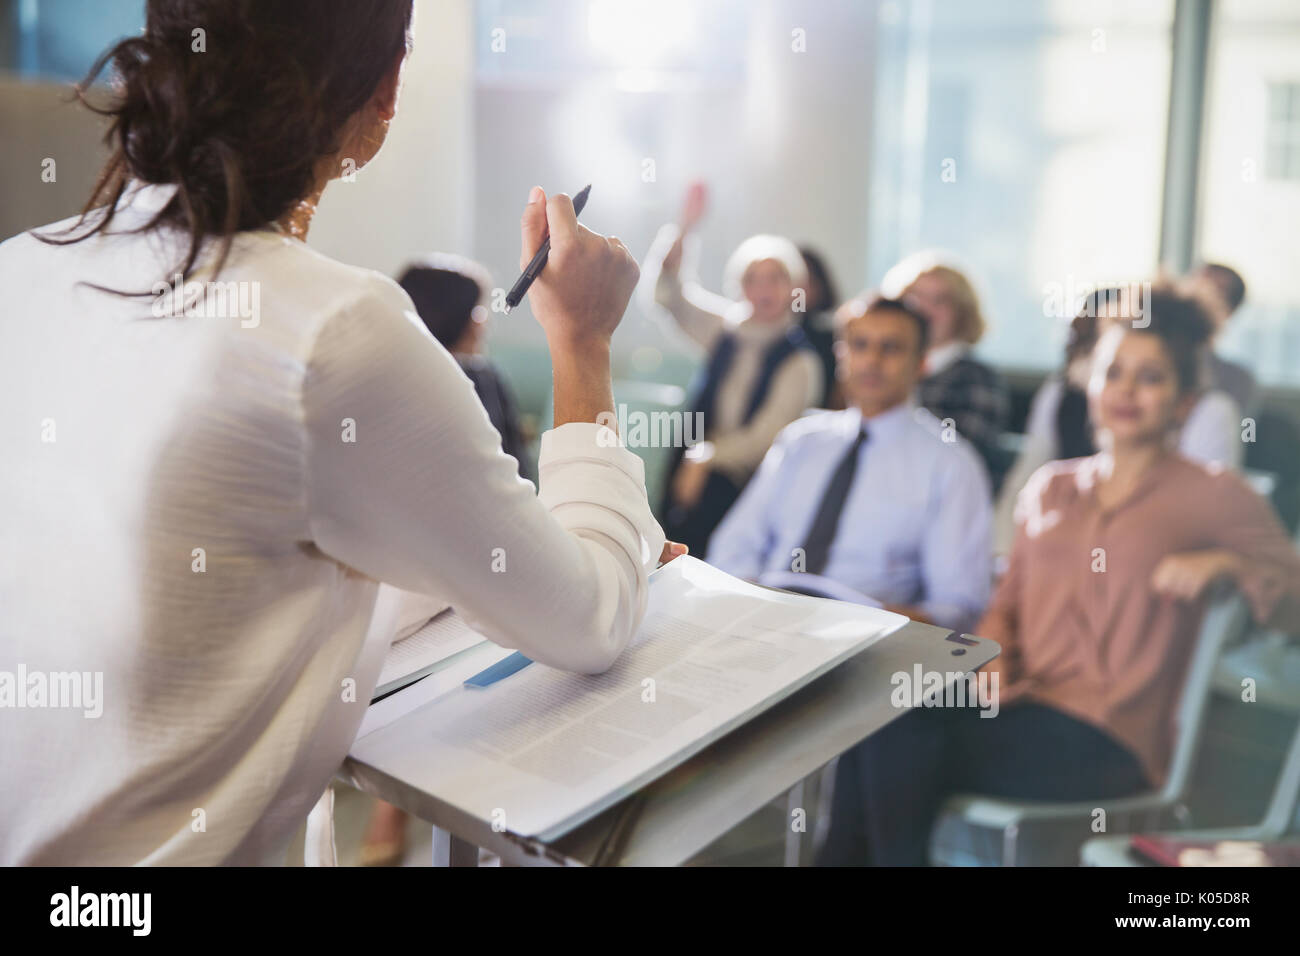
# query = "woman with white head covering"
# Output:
<box><xmin>641</xmin><ymin>181</ymin><xmax>823</xmax><ymax>558</ymax></box>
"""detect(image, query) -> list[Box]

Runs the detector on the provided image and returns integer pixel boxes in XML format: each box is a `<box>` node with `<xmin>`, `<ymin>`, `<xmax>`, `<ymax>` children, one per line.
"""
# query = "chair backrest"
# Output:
<box><xmin>1161</xmin><ymin>593</ymin><xmax>1251</xmax><ymax>799</ymax></box>
<box><xmin>1243</xmin><ymin>407</ymin><xmax>1300</xmax><ymax>534</ymax></box>
<box><xmin>1261</xmin><ymin>720</ymin><xmax>1300</xmax><ymax>836</ymax></box>
<box><xmin>608</xmin><ymin>378</ymin><xmax>690</xmax><ymax>510</ymax></box>
<box><xmin>1243</xmin><ymin>468</ymin><xmax>1277</xmax><ymax>500</ymax></box>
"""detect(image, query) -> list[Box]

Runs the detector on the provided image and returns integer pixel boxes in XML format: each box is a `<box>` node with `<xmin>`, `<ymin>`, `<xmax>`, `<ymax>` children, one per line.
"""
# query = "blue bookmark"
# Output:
<box><xmin>464</xmin><ymin>651</ymin><xmax>533</xmax><ymax>688</ymax></box>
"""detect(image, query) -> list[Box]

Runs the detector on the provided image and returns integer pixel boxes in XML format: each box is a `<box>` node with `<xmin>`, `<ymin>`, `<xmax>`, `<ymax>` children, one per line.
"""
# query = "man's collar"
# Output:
<box><xmin>843</xmin><ymin>399</ymin><xmax>914</xmax><ymax>442</ymax></box>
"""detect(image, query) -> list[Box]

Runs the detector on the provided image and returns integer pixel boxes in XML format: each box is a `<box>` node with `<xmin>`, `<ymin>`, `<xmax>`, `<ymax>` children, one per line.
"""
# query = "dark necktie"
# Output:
<box><xmin>799</xmin><ymin>426</ymin><xmax>868</xmax><ymax>576</ymax></box>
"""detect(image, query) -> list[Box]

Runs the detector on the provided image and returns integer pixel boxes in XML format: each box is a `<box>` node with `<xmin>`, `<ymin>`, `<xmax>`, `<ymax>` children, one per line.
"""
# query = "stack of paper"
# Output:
<box><xmin>372</xmin><ymin>609</ymin><xmax>487</xmax><ymax>698</ymax></box>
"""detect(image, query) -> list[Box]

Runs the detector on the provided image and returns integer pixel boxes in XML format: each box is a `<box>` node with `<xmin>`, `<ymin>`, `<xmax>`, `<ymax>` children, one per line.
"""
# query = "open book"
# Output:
<box><xmin>351</xmin><ymin>556</ymin><xmax>907</xmax><ymax>841</ymax></box>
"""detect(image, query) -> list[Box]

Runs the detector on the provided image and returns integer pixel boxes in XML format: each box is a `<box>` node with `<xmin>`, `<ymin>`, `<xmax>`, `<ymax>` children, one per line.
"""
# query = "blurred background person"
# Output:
<box><xmin>821</xmin><ymin>289</ymin><xmax>1300</xmax><ymax>866</ymax></box>
<box><xmin>797</xmin><ymin>245</ymin><xmax>843</xmax><ymax>410</ymax></box>
<box><xmin>398</xmin><ymin>254</ymin><xmax>534</xmax><ymax>483</ymax></box>
<box><xmin>641</xmin><ymin>180</ymin><xmax>822</xmax><ymax>558</ymax></box>
<box><xmin>994</xmin><ymin>283</ymin><xmax>1245</xmax><ymax>561</ymax></box>
<box><xmin>881</xmin><ymin>251</ymin><xmax>1010</xmax><ymax>486</ymax></box>
<box><xmin>992</xmin><ymin>290</ymin><xmax>1107</xmax><ymax>561</ymax></box>
<box><xmin>1183</xmin><ymin>261</ymin><xmax>1258</xmax><ymax>414</ymax></box>
<box><xmin>710</xmin><ymin>294</ymin><xmax>991</xmax><ymax>634</ymax></box>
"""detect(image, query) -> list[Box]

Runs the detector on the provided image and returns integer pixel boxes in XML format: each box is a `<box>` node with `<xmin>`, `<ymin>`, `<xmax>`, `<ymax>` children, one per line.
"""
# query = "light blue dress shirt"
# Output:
<box><xmin>709</xmin><ymin>402</ymin><xmax>993</xmax><ymax>633</ymax></box>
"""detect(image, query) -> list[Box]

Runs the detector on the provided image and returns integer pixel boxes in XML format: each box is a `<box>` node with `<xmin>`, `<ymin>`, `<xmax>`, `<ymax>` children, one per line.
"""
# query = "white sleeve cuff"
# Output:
<box><xmin>540</xmin><ymin>422</ymin><xmax>648</xmax><ymax>483</ymax></box>
<box><xmin>538</xmin><ymin>422</ymin><xmax>666</xmax><ymax>569</ymax></box>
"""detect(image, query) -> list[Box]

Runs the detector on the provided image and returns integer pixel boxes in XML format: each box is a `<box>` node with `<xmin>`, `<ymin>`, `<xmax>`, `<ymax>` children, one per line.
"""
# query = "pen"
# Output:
<box><xmin>504</xmin><ymin>184</ymin><xmax>591</xmax><ymax>312</ymax></box>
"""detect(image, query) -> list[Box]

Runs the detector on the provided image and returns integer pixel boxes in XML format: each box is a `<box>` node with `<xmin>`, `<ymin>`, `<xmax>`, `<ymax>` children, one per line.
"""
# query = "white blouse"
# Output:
<box><xmin>0</xmin><ymin>182</ymin><xmax>665</xmax><ymax>864</ymax></box>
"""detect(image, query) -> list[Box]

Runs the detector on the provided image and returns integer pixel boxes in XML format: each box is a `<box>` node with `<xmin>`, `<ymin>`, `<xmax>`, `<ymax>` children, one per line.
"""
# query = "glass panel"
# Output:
<box><xmin>0</xmin><ymin>0</ymin><xmax>143</xmax><ymax>82</ymax></box>
<box><xmin>867</xmin><ymin>0</ymin><xmax>1173</xmax><ymax>372</ymax></box>
<box><xmin>1199</xmin><ymin>0</ymin><xmax>1300</xmax><ymax>386</ymax></box>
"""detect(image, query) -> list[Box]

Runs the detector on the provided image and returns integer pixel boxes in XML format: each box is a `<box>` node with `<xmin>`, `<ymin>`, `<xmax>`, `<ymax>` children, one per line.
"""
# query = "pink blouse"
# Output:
<box><xmin>980</xmin><ymin>454</ymin><xmax>1300</xmax><ymax>787</ymax></box>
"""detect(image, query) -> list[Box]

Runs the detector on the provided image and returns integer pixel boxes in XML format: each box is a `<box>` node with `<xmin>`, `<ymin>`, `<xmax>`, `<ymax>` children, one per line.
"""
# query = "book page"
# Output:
<box><xmin>349</xmin><ymin>556</ymin><xmax>907</xmax><ymax>840</ymax></box>
<box><xmin>372</xmin><ymin>608</ymin><xmax>488</xmax><ymax>698</ymax></box>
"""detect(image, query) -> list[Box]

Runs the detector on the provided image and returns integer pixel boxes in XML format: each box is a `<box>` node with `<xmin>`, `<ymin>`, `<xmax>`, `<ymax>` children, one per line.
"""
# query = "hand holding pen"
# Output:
<box><xmin>506</xmin><ymin>183</ymin><xmax>591</xmax><ymax>309</ymax></box>
<box><xmin>514</xmin><ymin>185</ymin><xmax>639</xmax><ymax>347</ymax></box>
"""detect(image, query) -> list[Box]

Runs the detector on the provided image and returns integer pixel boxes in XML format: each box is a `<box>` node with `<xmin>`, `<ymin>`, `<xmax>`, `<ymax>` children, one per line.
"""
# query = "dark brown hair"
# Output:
<box><xmin>1194</xmin><ymin>262</ymin><xmax>1247</xmax><ymax>313</ymax></box>
<box><xmin>1124</xmin><ymin>287</ymin><xmax>1214</xmax><ymax>395</ymax></box>
<box><xmin>1064</xmin><ymin>287</ymin><xmax>1123</xmax><ymax>366</ymax></box>
<box><xmin>37</xmin><ymin>0</ymin><xmax>413</xmax><ymax>287</ymax></box>
<box><xmin>797</xmin><ymin>245</ymin><xmax>839</xmax><ymax>313</ymax></box>
<box><xmin>397</xmin><ymin>255</ymin><xmax>491</xmax><ymax>350</ymax></box>
<box><xmin>835</xmin><ymin>292</ymin><xmax>930</xmax><ymax>356</ymax></box>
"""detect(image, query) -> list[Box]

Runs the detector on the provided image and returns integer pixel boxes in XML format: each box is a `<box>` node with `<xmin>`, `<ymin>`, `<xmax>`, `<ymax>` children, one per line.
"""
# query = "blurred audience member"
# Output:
<box><xmin>994</xmin><ymin>284</ymin><xmax>1244</xmax><ymax>560</ymax></box>
<box><xmin>642</xmin><ymin>181</ymin><xmax>822</xmax><ymax>558</ymax></box>
<box><xmin>398</xmin><ymin>254</ymin><xmax>533</xmax><ymax>483</ymax></box>
<box><xmin>881</xmin><ymin>252</ymin><xmax>1010</xmax><ymax>484</ymax></box>
<box><xmin>797</xmin><ymin>245</ymin><xmax>843</xmax><ymax>409</ymax></box>
<box><xmin>710</xmin><ymin>294</ymin><xmax>991</xmax><ymax>634</ymax></box>
<box><xmin>819</xmin><ymin>289</ymin><xmax>1300</xmax><ymax>866</ymax></box>
<box><xmin>1183</xmin><ymin>262</ymin><xmax>1258</xmax><ymax>414</ymax></box>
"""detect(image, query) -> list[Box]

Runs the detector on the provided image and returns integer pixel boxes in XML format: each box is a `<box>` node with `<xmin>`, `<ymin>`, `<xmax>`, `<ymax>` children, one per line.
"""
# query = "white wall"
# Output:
<box><xmin>0</xmin><ymin>77</ymin><xmax>110</xmax><ymax>239</ymax></box>
<box><xmin>311</xmin><ymin>0</ymin><xmax>475</xmax><ymax>273</ymax></box>
<box><xmin>470</xmin><ymin>0</ymin><xmax>878</xmax><ymax>376</ymax></box>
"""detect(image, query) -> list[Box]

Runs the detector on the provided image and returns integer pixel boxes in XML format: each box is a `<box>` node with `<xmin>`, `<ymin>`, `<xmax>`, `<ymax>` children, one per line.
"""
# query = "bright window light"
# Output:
<box><xmin>587</xmin><ymin>0</ymin><xmax>695</xmax><ymax>67</ymax></box>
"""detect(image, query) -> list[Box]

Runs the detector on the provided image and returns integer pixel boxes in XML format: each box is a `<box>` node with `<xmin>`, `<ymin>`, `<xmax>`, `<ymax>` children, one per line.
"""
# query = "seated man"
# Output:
<box><xmin>708</xmin><ymin>294</ymin><xmax>993</xmax><ymax>635</ymax></box>
<box><xmin>1182</xmin><ymin>261</ymin><xmax>1258</xmax><ymax>414</ymax></box>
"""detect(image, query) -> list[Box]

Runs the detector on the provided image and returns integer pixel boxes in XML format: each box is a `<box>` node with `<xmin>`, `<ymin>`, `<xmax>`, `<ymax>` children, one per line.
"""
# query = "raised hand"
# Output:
<box><xmin>680</xmin><ymin>180</ymin><xmax>708</xmax><ymax>233</ymax></box>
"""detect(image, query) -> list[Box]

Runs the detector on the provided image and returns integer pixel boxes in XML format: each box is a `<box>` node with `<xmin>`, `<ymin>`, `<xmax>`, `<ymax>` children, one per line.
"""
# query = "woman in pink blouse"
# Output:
<box><xmin>818</xmin><ymin>288</ymin><xmax>1300</xmax><ymax>866</ymax></box>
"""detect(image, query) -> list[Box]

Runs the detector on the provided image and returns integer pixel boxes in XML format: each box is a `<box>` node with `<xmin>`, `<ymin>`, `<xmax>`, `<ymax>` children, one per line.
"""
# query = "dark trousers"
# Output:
<box><xmin>816</xmin><ymin>701</ymin><xmax>1150</xmax><ymax>866</ymax></box>
<box><xmin>660</xmin><ymin>469</ymin><xmax>743</xmax><ymax>560</ymax></box>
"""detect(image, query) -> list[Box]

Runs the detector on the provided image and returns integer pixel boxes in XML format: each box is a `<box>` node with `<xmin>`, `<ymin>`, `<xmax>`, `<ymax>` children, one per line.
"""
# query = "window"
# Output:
<box><xmin>0</xmin><ymin>0</ymin><xmax>143</xmax><ymax>82</ymax></box>
<box><xmin>866</xmin><ymin>0</ymin><xmax>1174</xmax><ymax>373</ymax></box>
<box><xmin>1198</xmin><ymin>0</ymin><xmax>1300</xmax><ymax>387</ymax></box>
<box><xmin>1265</xmin><ymin>81</ymin><xmax>1300</xmax><ymax>181</ymax></box>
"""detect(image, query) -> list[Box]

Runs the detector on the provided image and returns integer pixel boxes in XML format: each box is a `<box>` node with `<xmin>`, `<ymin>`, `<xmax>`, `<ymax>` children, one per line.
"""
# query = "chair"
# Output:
<box><xmin>1242</xmin><ymin>467</ymin><xmax>1277</xmax><ymax>501</ymax></box>
<box><xmin>1080</xmin><ymin>718</ymin><xmax>1300</xmax><ymax>866</ymax></box>
<box><xmin>609</xmin><ymin>379</ymin><xmax>689</xmax><ymax>512</ymax></box>
<box><xmin>1243</xmin><ymin>407</ymin><xmax>1300</xmax><ymax>535</ymax></box>
<box><xmin>1212</xmin><ymin>514</ymin><xmax>1300</xmax><ymax>709</ymax></box>
<box><xmin>928</xmin><ymin>593</ymin><xmax>1250</xmax><ymax>866</ymax></box>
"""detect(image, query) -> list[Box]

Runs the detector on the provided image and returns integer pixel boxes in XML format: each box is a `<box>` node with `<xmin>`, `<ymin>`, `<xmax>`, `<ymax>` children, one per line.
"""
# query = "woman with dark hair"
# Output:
<box><xmin>641</xmin><ymin>181</ymin><xmax>823</xmax><ymax>558</ymax></box>
<box><xmin>993</xmin><ymin>285</ymin><xmax>1243</xmax><ymax>560</ymax></box>
<box><xmin>992</xmin><ymin>290</ymin><xmax>1110</xmax><ymax>560</ymax></box>
<box><xmin>880</xmin><ymin>252</ymin><xmax>1010</xmax><ymax>483</ymax></box>
<box><xmin>797</xmin><ymin>245</ymin><xmax>842</xmax><ymax>409</ymax></box>
<box><xmin>819</xmin><ymin>289</ymin><xmax>1300</xmax><ymax>865</ymax></box>
<box><xmin>0</xmin><ymin>0</ymin><xmax>678</xmax><ymax>865</ymax></box>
